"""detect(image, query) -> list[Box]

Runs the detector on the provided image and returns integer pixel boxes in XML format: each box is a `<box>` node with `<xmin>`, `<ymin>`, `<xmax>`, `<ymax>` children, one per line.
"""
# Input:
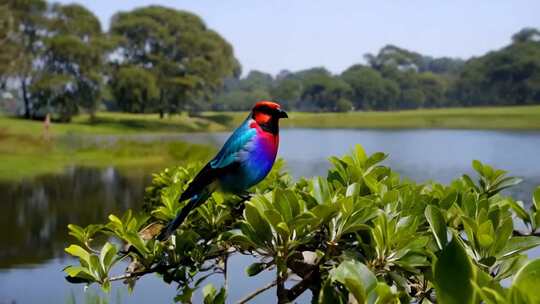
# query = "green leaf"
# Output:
<box><xmin>108</xmin><ymin>214</ymin><xmax>122</xmax><ymax>226</ymax></box>
<box><xmin>330</xmin><ymin>260</ymin><xmax>377</xmax><ymax>303</ymax></box>
<box><xmin>275</xmin><ymin>222</ymin><xmax>291</xmax><ymax>240</ymax></box>
<box><xmin>312</xmin><ymin>177</ymin><xmax>331</xmax><ymax>204</ymax></box>
<box><xmin>123</xmin><ymin>232</ymin><xmax>150</xmax><ymax>257</ymax></box>
<box><xmin>246</xmin><ymin>262</ymin><xmax>266</xmax><ymax>277</ymax></box>
<box><xmin>212</xmin><ymin>192</ymin><xmax>224</xmax><ymax>205</ymax></box>
<box><xmin>498</xmin><ymin>236</ymin><xmax>540</xmax><ymax>259</ymax></box>
<box><xmin>102</xmin><ymin>279</ymin><xmax>111</xmax><ymax>293</ymax></box>
<box><xmin>244</xmin><ymin>203</ymin><xmax>273</xmax><ymax>245</ymax></box>
<box><xmin>346</xmin><ymin>183</ymin><xmax>361</xmax><ymax>197</ymax></box>
<box><xmin>462</xmin><ymin>174</ymin><xmax>480</xmax><ymax>193</ymax></box>
<box><xmin>433</xmin><ymin>236</ymin><xmax>476</xmax><ymax>304</ymax></box>
<box><xmin>67</xmin><ymin>224</ymin><xmax>85</xmax><ymax>242</ymax></box>
<box><xmin>425</xmin><ymin>205</ymin><xmax>448</xmax><ymax>250</ymax></box>
<box><xmin>311</xmin><ymin>204</ymin><xmax>337</xmax><ymax>222</ymax></box>
<box><xmin>99</xmin><ymin>242</ymin><xmax>117</xmax><ymax>273</ymax></box>
<box><xmin>228</xmin><ymin>232</ymin><xmax>255</xmax><ymax>249</ymax></box>
<box><xmin>440</xmin><ymin>190</ymin><xmax>458</xmax><ymax>210</ymax></box>
<box><xmin>63</xmin><ymin>265</ymin><xmax>96</xmax><ymax>282</ymax></box>
<box><xmin>477</xmin><ymin>221</ymin><xmax>495</xmax><ymax>248</ymax></box>
<box><xmin>533</xmin><ymin>187</ymin><xmax>540</xmax><ymax>211</ymax></box>
<box><xmin>264</xmin><ymin>209</ymin><xmax>283</xmax><ymax>228</ymax></box>
<box><xmin>202</xmin><ymin>284</ymin><xmax>226</xmax><ymax>304</ymax></box>
<box><xmin>512</xmin><ymin>258</ymin><xmax>540</xmax><ymax>303</ymax></box>
<box><xmin>319</xmin><ymin>279</ymin><xmax>347</xmax><ymax>304</ymax></box>
<box><xmin>65</xmin><ymin>245</ymin><xmax>91</xmax><ymax>266</ymax></box>
<box><xmin>508</xmin><ymin>200</ymin><xmax>530</xmax><ymax>223</ymax></box>
<box><xmin>472</xmin><ymin>160</ymin><xmax>484</xmax><ymax>175</ymax></box>
<box><xmin>202</xmin><ymin>284</ymin><xmax>217</xmax><ymax>304</ymax></box>
<box><xmin>274</xmin><ymin>189</ymin><xmax>293</xmax><ymax>222</ymax></box>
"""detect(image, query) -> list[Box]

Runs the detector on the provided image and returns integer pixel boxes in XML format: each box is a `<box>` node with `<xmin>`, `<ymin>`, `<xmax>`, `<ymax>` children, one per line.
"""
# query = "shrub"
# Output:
<box><xmin>64</xmin><ymin>145</ymin><xmax>540</xmax><ymax>303</ymax></box>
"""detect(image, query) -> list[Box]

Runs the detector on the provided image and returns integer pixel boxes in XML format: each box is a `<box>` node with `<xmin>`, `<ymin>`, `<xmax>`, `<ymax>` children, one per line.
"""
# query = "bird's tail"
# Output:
<box><xmin>157</xmin><ymin>191</ymin><xmax>211</xmax><ymax>241</ymax></box>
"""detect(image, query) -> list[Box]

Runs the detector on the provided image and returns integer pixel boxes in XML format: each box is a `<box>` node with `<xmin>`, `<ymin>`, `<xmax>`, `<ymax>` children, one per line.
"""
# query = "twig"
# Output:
<box><xmin>109</xmin><ymin>265</ymin><xmax>162</xmax><ymax>282</ymax></box>
<box><xmin>108</xmin><ymin>247</ymin><xmax>233</xmax><ymax>283</ymax></box>
<box><xmin>286</xmin><ymin>269</ymin><xmax>319</xmax><ymax>301</ymax></box>
<box><xmin>236</xmin><ymin>280</ymin><xmax>278</xmax><ymax>304</ymax></box>
<box><xmin>223</xmin><ymin>255</ymin><xmax>228</xmax><ymax>292</ymax></box>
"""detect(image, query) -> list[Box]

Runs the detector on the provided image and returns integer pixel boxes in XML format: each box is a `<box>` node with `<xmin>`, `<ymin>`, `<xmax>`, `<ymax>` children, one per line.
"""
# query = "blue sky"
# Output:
<box><xmin>54</xmin><ymin>0</ymin><xmax>540</xmax><ymax>75</ymax></box>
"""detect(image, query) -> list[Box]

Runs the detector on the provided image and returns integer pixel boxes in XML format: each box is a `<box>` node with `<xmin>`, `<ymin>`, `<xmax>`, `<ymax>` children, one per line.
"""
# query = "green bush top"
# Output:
<box><xmin>64</xmin><ymin>145</ymin><xmax>540</xmax><ymax>303</ymax></box>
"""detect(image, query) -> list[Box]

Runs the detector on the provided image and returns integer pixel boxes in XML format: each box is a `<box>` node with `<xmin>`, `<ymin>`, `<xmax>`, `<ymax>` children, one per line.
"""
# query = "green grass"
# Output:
<box><xmin>0</xmin><ymin>111</ymin><xmax>230</xmax><ymax>137</ymax></box>
<box><xmin>213</xmin><ymin>105</ymin><xmax>540</xmax><ymax>130</ymax></box>
<box><xmin>1</xmin><ymin>105</ymin><xmax>539</xmax><ymax>181</ymax></box>
<box><xmin>0</xmin><ymin>112</ymin><xmax>225</xmax><ymax>181</ymax></box>
<box><xmin>0</xmin><ymin>130</ymin><xmax>214</xmax><ymax>181</ymax></box>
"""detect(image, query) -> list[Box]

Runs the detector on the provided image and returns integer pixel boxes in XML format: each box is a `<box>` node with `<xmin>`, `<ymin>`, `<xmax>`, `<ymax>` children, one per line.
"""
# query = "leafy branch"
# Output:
<box><xmin>64</xmin><ymin>146</ymin><xmax>540</xmax><ymax>303</ymax></box>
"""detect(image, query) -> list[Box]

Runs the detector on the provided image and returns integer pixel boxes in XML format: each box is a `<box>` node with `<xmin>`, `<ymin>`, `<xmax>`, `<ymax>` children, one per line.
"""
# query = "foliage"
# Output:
<box><xmin>212</xmin><ymin>27</ymin><xmax>540</xmax><ymax>112</ymax></box>
<box><xmin>109</xmin><ymin>5</ymin><xmax>239</xmax><ymax>116</ymax></box>
<box><xmin>1</xmin><ymin>0</ymin><xmax>539</xmax><ymax>117</ymax></box>
<box><xmin>1</xmin><ymin>0</ymin><xmax>47</xmax><ymax>118</ymax></box>
<box><xmin>109</xmin><ymin>65</ymin><xmax>159</xmax><ymax>113</ymax></box>
<box><xmin>64</xmin><ymin>145</ymin><xmax>540</xmax><ymax>303</ymax></box>
<box><xmin>454</xmin><ymin>38</ymin><xmax>540</xmax><ymax>106</ymax></box>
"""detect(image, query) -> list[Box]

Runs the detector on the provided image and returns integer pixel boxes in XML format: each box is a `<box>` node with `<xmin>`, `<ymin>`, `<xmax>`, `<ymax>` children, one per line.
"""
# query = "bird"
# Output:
<box><xmin>157</xmin><ymin>100</ymin><xmax>288</xmax><ymax>241</ymax></box>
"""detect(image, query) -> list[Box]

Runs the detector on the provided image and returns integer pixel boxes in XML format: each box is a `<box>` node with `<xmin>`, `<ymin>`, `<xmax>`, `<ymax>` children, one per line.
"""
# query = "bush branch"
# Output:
<box><xmin>236</xmin><ymin>280</ymin><xmax>278</xmax><ymax>304</ymax></box>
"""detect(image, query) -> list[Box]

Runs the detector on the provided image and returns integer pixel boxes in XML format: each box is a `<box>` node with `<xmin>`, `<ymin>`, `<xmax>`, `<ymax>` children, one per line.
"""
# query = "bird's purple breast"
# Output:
<box><xmin>246</xmin><ymin>132</ymin><xmax>279</xmax><ymax>182</ymax></box>
<box><xmin>221</xmin><ymin>126</ymin><xmax>279</xmax><ymax>192</ymax></box>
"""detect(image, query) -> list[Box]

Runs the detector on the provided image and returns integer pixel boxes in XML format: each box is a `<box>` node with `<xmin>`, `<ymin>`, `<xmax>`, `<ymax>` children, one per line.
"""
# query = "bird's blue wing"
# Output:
<box><xmin>210</xmin><ymin>116</ymin><xmax>256</xmax><ymax>169</ymax></box>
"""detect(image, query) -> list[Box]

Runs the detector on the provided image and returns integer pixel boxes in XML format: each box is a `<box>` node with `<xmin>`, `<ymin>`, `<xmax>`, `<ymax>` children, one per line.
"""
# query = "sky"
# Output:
<box><xmin>54</xmin><ymin>0</ymin><xmax>540</xmax><ymax>76</ymax></box>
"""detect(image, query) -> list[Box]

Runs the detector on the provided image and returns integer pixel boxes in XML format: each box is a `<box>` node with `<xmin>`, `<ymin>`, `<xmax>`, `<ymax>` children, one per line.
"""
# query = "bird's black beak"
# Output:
<box><xmin>278</xmin><ymin>108</ymin><xmax>288</xmax><ymax>119</ymax></box>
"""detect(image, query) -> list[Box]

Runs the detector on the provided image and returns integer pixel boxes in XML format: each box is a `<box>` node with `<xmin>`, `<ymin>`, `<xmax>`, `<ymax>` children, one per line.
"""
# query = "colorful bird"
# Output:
<box><xmin>158</xmin><ymin>100</ymin><xmax>288</xmax><ymax>241</ymax></box>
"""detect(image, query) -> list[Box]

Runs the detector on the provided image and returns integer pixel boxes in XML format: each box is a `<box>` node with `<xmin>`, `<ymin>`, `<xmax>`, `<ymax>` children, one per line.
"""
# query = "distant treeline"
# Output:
<box><xmin>215</xmin><ymin>28</ymin><xmax>540</xmax><ymax>112</ymax></box>
<box><xmin>1</xmin><ymin>1</ymin><xmax>539</xmax><ymax>121</ymax></box>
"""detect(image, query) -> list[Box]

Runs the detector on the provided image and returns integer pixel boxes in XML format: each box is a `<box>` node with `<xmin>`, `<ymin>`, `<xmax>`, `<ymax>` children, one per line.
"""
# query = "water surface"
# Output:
<box><xmin>1</xmin><ymin>129</ymin><xmax>539</xmax><ymax>303</ymax></box>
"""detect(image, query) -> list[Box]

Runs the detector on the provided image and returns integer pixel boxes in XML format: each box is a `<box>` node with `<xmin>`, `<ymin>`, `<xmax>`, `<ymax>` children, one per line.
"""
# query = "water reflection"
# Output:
<box><xmin>0</xmin><ymin>166</ymin><xmax>151</xmax><ymax>269</ymax></box>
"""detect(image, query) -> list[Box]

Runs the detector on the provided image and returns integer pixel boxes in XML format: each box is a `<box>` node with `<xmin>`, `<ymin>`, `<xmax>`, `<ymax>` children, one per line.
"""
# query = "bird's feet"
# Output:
<box><xmin>237</xmin><ymin>192</ymin><xmax>253</xmax><ymax>202</ymax></box>
<box><xmin>231</xmin><ymin>192</ymin><xmax>252</xmax><ymax>216</ymax></box>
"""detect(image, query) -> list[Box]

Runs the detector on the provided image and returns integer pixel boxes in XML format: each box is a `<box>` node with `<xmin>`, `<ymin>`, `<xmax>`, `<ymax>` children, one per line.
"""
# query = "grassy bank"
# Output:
<box><xmin>0</xmin><ymin>130</ymin><xmax>214</xmax><ymax>181</ymax></box>
<box><xmin>1</xmin><ymin>105</ymin><xmax>540</xmax><ymax>181</ymax></box>
<box><xmin>2</xmin><ymin>105</ymin><xmax>540</xmax><ymax>137</ymax></box>
<box><xmin>0</xmin><ymin>111</ymin><xmax>230</xmax><ymax>137</ymax></box>
<box><xmin>0</xmin><ymin>112</ymin><xmax>225</xmax><ymax>181</ymax></box>
<box><xmin>218</xmin><ymin>105</ymin><xmax>540</xmax><ymax>130</ymax></box>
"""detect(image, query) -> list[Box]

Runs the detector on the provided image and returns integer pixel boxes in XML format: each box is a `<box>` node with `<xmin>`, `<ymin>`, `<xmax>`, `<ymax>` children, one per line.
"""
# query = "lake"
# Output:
<box><xmin>1</xmin><ymin>129</ymin><xmax>540</xmax><ymax>303</ymax></box>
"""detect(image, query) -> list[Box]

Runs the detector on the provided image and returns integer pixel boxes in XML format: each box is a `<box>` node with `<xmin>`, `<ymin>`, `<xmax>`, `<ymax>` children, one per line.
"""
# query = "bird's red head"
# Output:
<box><xmin>251</xmin><ymin>100</ymin><xmax>288</xmax><ymax>126</ymax></box>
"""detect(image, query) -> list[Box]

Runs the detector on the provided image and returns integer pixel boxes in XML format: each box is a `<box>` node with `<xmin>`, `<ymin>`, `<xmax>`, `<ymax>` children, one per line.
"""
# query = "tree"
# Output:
<box><xmin>63</xmin><ymin>146</ymin><xmax>540</xmax><ymax>303</ymax></box>
<box><xmin>417</xmin><ymin>72</ymin><xmax>448</xmax><ymax>107</ymax></box>
<box><xmin>365</xmin><ymin>45</ymin><xmax>422</xmax><ymax>72</ymax></box>
<box><xmin>215</xmin><ymin>88</ymin><xmax>270</xmax><ymax>111</ymax></box>
<box><xmin>110</xmin><ymin>65</ymin><xmax>159</xmax><ymax>113</ymax></box>
<box><xmin>270</xmin><ymin>77</ymin><xmax>302</xmax><ymax>110</ymax></box>
<box><xmin>0</xmin><ymin>4</ymin><xmax>19</xmax><ymax>86</ymax></box>
<box><xmin>298</xmin><ymin>68</ymin><xmax>351</xmax><ymax>112</ymax></box>
<box><xmin>512</xmin><ymin>27</ymin><xmax>540</xmax><ymax>43</ymax></box>
<box><xmin>455</xmin><ymin>29</ymin><xmax>540</xmax><ymax>107</ymax></box>
<box><xmin>31</xmin><ymin>3</ymin><xmax>107</xmax><ymax>121</ymax></box>
<box><xmin>240</xmin><ymin>70</ymin><xmax>274</xmax><ymax>91</ymax></box>
<box><xmin>2</xmin><ymin>0</ymin><xmax>47</xmax><ymax>118</ymax></box>
<box><xmin>341</xmin><ymin>65</ymin><xmax>386</xmax><ymax>110</ymax></box>
<box><xmin>109</xmin><ymin>6</ymin><xmax>239</xmax><ymax>117</ymax></box>
<box><xmin>366</xmin><ymin>44</ymin><xmax>464</xmax><ymax>76</ymax></box>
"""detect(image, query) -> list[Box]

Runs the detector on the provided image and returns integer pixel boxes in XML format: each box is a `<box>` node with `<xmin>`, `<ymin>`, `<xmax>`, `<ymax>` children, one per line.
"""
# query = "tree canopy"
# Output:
<box><xmin>30</xmin><ymin>3</ymin><xmax>107</xmax><ymax>121</ymax></box>
<box><xmin>0</xmin><ymin>2</ymin><xmax>538</xmax><ymax>117</ymax></box>
<box><xmin>109</xmin><ymin>6</ymin><xmax>240</xmax><ymax>116</ymax></box>
<box><xmin>212</xmin><ymin>29</ymin><xmax>540</xmax><ymax>112</ymax></box>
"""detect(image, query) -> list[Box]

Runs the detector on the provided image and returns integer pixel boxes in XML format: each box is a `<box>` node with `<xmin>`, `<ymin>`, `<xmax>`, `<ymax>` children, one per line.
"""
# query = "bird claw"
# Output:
<box><xmin>237</xmin><ymin>192</ymin><xmax>253</xmax><ymax>202</ymax></box>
